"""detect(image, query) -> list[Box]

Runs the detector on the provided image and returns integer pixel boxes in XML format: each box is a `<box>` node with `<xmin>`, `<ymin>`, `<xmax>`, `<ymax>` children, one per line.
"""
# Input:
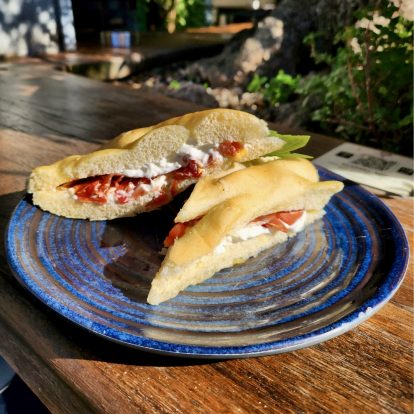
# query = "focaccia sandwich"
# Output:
<box><xmin>28</xmin><ymin>109</ymin><xmax>306</xmax><ymax>220</ymax></box>
<box><xmin>147</xmin><ymin>158</ymin><xmax>344</xmax><ymax>305</ymax></box>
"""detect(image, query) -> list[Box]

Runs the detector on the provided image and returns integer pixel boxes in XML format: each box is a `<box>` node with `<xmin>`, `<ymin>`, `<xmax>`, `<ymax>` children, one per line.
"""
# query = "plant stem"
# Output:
<box><xmin>166</xmin><ymin>0</ymin><xmax>177</xmax><ymax>33</ymax></box>
<box><xmin>363</xmin><ymin>29</ymin><xmax>376</xmax><ymax>136</ymax></box>
<box><xmin>346</xmin><ymin>55</ymin><xmax>365</xmax><ymax>115</ymax></box>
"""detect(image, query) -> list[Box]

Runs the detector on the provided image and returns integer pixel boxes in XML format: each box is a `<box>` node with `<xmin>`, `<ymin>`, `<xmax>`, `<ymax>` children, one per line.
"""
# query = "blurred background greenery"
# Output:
<box><xmin>136</xmin><ymin>0</ymin><xmax>206</xmax><ymax>33</ymax></box>
<box><xmin>246</xmin><ymin>1</ymin><xmax>413</xmax><ymax>155</ymax></box>
<box><xmin>121</xmin><ymin>0</ymin><xmax>413</xmax><ymax>156</ymax></box>
<box><xmin>2</xmin><ymin>0</ymin><xmax>410</xmax><ymax>155</ymax></box>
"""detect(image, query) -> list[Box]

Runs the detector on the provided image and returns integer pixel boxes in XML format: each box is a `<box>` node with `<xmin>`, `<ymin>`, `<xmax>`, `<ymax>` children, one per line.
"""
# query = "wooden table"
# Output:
<box><xmin>0</xmin><ymin>59</ymin><xmax>412</xmax><ymax>414</ymax></box>
<box><xmin>44</xmin><ymin>32</ymin><xmax>230</xmax><ymax>81</ymax></box>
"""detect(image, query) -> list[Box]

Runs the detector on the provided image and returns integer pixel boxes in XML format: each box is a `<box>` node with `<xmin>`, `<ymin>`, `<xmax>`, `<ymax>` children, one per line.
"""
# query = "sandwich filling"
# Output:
<box><xmin>61</xmin><ymin>141</ymin><xmax>245</xmax><ymax>207</ymax></box>
<box><xmin>163</xmin><ymin>210</ymin><xmax>306</xmax><ymax>248</ymax></box>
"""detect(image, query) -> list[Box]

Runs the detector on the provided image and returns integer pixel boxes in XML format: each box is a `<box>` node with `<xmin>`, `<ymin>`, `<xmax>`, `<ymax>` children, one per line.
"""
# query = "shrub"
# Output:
<box><xmin>247</xmin><ymin>70</ymin><xmax>300</xmax><ymax>106</ymax></box>
<box><xmin>298</xmin><ymin>1</ymin><xmax>413</xmax><ymax>155</ymax></box>
<box><xmin>144</xmin><ymin>0</ymin><xmax>205</xmax><ymax>33</ymax></box>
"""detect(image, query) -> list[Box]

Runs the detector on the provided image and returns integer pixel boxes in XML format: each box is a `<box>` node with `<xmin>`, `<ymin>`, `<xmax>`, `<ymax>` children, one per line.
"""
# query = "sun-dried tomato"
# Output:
<box><xmin>172</xmin><ymin>160</ymin><xmax>203</xmax><ymax>181</ymax></box>
<box><xmin>163</xmin><ymin>218</ymin><xmax>200</xmax><ymax>247</ymax></box>
<box><xmin>254</xmin><ymin>210</ymin><xmax>304</xmax><ymax>233</ymax></box>
<box><xmin>217</xmin><ymin>141</ymin><xmax>244</xmax><ymax>157</ymax></box>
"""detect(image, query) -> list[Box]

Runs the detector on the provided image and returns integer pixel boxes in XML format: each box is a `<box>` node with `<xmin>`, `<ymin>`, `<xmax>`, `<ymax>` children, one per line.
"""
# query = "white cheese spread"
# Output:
<box><xmin>121</xmin><ymin>143</ymin><xmax>223</xmax><ymax>179</ymax></box>
<box><xmin>68</xmin><ymin>143</ymin><xmax>225</xmax><ymax>204</ymax></box>
<box><xmin>214</xmin><ymin>211</ymin><xmax>307</xmax><ymax>254</ymax></box>
<box><xmin>139</xmin><ymin>175</ymin><xmax>167</xmax><ymax>194</ymax></box>
<box><xmin>286</xmin><ymin>210</ymin><xmax>307</xmax><ymax>232</ymax></box>
<box><xmin>68</xmin><ymin>187</ymin><xmax>77</xmax><ymax>199</ymax></box>
<box><xmin>122</xmin><ymin>158</ymin><xmax>181</xmax><ymax>179</ymax></box>
<box><xmin>231</xmin><ymin>223</ymin><xmax>271</xmax><ymax>241</ymax></box>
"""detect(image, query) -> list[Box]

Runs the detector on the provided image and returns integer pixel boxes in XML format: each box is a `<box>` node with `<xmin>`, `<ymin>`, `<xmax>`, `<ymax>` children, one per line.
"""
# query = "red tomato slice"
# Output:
<box><xmin>277</xmin><ymin>210</ymin><xmax>304</xmax><ymax>225</ymax></box>
<box><xmin>164</xmin><ymin>223</ymin><xmax>187</xmax><ymax>247</ymax></box>
<box><xmin>255</xmin><ymin>210</ymin><xmax>304</xmax><ymax>233</ymax></box>
<box><xmin>113</xmin><ymin>176</ymin><xmax>129</xmax><ymax>191</ymax></box>
<box><xmin>218</xmin><ymin>141</ymin><xmax>244</xmax><ymax>157</ymax></box>
<box><xmin>112</xmin><ymin>176</ymin><xmax>130</xmax><ymax>204</ymax></box>
<box><xmin>163</xmin><ymin>219</ymin><xmax>200</xmax><ymax>247</ymax></box>
<box><xmin>100</xmin><ymin>174</ymin><xmax>113</xmax><ymax>192</ymax></box>
<box><xmin>113</xmin><ymin>177</ymin><xmax>148</xmax><ymax>204</ymax></box>
<box><xmin>72</xmin><ymin>175</ymin><xmax>112</xmax><ymax>204</ymax></box>
<box><xmin>63</xmin><ymin>157</ymin><xmax>204</xmax><ymax>206</ymax></box>
<box><xmin>132</xmin><ymin>177</ymin><xmax>151</xmax><ymax>198</ymax></box>
<box><xmin>148</xmin><ymin>191</ymin><xmax>171</xmax><ymax>208</ymax></box>
<box><xmin>170</xmin><ymin>179</ymin><xmax>181</xmax><ymax>198</ymax></box>
<box><xmin>163</xmin><ymin>210</ymin><xmax>303</xmax><ymax>248</ymax></box>
<box><xmin>263</xmin><ymin>217</ymin><xmax>287</xmax><ymax>232</ymax></box>
<box><xmin>75</xmin><ymin>183</ymin><xmax>107</xmax><ymax>204</ymax></box>
<box><xmin>172</xmin><ymin>160</ymin><xmax>203</xmax><ymax>181</ymax></box>
<box><xmin>115</xmin><ymin>192</ymin><xmax>129</xmax><ymax>204</ymax></box>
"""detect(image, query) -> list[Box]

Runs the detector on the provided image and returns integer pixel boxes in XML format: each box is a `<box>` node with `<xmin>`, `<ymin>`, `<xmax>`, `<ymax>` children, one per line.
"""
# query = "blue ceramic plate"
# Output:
<box><xmin>5</xmin><ymin>169</ymin><xmax>409</xmax><ymax>358</ymax></box>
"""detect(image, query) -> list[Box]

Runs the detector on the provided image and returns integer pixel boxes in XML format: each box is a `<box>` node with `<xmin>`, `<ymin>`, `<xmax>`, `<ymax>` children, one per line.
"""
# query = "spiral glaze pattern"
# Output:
<box><xmin>6</xmin><ymin>169</ymin><xmax>409</xmax><ymax>357</ymax></box>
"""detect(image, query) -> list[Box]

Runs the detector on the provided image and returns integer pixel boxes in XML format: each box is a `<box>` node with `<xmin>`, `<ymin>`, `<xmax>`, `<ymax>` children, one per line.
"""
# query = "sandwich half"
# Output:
<box><xmin>27</xmin><ymin>109</ymin><xmax>296</xmax><ymax>220</ymax></box>
<box><xmin>147</xmin><ymin>158</ymin><xmax>344</xmax><ymax>305</ymax></box>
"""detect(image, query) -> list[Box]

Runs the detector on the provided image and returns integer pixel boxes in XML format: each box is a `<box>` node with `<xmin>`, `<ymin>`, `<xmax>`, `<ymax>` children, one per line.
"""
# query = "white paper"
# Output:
<box><xmin>315</xmin><ymin>143</ymin><xmax>414</xmax><ymax>197</ymax></box>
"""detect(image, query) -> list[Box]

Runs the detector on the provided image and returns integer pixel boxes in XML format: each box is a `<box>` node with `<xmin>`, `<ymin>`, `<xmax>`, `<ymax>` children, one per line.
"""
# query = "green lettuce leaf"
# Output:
<box><xmin>266</xmin><ymin>131</ymin><xmax>312</xmax><ymax>159</ymax></box>
<box><xmin>271</xmin><ymin>152</ymin><xmax>313</xmax><ymax>159</ymax></box>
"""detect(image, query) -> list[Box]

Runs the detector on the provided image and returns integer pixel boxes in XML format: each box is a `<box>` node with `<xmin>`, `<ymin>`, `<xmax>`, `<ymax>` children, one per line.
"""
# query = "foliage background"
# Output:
<box><xmin>246</xmin><ymin>0</ymin><xmax>413</xmax><ymax>155</ymax></box>
<box><xmin>131</xmin><ymin>0</ymin><xmax>413</xmax><ymax>156</ymax></box>
<box><xmin>139</xmin><ymin>0</ymin><xmax>205</xmax><ymax>33</ymax></box>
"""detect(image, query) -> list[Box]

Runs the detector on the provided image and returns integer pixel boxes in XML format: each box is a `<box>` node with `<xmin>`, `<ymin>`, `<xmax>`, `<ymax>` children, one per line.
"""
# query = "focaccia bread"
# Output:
<box><xmin>28</xmin><ymin>109</ymin><xmax>288</xmax><ymax>220</ymax></box>
<box><xmin>147</xmin><ymin>159</ymin><xmax>344</xmax><ymax>305</ymax></box>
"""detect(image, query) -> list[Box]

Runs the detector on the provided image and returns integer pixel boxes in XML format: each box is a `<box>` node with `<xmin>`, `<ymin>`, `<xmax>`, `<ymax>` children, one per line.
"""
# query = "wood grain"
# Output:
<box><xmin>0</xmin><ymin>60</ymin><xmax>412</xmax><ymax>414</ymax></box>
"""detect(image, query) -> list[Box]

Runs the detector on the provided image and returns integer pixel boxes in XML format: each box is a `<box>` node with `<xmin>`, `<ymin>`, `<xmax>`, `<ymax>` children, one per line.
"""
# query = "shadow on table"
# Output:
<box><xmin>1</xmin><ymin>190</ymin><xmax>221</xmax><ymax>367</ymax></box>
<box><xmin>58</xmin><ymin>318</ymin><xmax>222</xmax><ymax>367</ymax></box>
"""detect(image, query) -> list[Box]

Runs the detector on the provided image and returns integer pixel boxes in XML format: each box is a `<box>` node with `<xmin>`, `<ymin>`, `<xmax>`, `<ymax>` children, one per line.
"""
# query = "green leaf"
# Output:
<box><xmin>264</xmin><ymin>131</ymin><xmax>312</xmax><ymax>159</ymax></box>
<box><xmin>267</xmin><ymin>131</ymin><xmax>311</xmax><ymax>153</ymax></box>
<box><xmin>247</xmin><ymin>74</ymin><xmax>268</xmax><ymax>93</ymax></box>
<box><xmin>398</xmin><ymin>114</ymin><xmax>413</xmax><ymax>128</ymax></box>
<box><xmin>169</xmin><ymin>80</ymin><xmax>181</xmax><ymax>90</ymax></box>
